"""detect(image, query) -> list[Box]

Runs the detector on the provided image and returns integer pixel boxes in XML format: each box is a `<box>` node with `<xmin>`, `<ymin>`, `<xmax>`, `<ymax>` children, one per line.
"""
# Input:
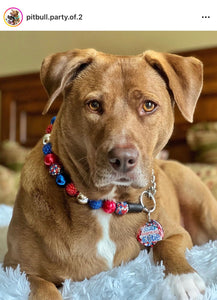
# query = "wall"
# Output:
<box><xmin>1</xmin><ymin>31</ymin><xmax>217</xmax><ymax>76</ymax></box>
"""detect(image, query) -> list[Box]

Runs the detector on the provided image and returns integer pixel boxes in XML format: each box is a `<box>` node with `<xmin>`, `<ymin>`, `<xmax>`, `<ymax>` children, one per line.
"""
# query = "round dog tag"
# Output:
<box><xmin>137</xmin><ymin>219</ymin><xmax>164</xmax><ymax>247</ymax></box>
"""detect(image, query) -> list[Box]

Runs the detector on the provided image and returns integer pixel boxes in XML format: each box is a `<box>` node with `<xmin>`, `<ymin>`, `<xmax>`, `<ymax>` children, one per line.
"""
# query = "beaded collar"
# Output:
<box><xmin>42</xmin><ymin>117</ymin><xmax>164</xmax><ymax>247</ymax></box>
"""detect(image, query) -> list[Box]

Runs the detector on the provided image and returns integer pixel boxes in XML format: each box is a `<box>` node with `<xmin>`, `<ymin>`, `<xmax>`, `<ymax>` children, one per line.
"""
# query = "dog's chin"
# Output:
<box><xmin>95</xmin><ymin>177</ymin><xmax>147</xmax><ymax>189</ymax></box>
<box><xmin>112</xmin><ymin>179</ymin><xmax>132</xmax><ymax>187</ymax></box>
<box><xmin>92</xmin><ymin>168</ymin><xmax>150</xmax><ymax>190</ymax></box>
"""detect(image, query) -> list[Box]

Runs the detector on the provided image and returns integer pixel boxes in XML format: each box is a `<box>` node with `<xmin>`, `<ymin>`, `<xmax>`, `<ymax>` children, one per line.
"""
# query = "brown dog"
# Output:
<box><xmin>10</xmin><ymin>10</ymin><xmax>20</xmax><ymax>25</ymax></box>
<box><xmin>4</xmin><ymin>49</ymin><xmax>217</xmax><ymax>299</ymax></box>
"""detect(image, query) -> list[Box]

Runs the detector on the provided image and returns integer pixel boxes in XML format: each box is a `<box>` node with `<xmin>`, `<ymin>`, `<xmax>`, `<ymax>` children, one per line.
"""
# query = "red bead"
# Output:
<box><xmin>46</xmin><ymin>124</ymin><xmax>53</xmax><ymax>133</ymax></box>
<box><xmin>65</xmin><ymin>183</ymin><xmax>79</xmax><ymax>197</ymax></box>
<box><xmin>102</xmin><ymin>200</ymin><xmax>116</xmax><ymax>214</ymax></box>
<box><xmin>44</xmin><ymin>153</ymin><xmax>58</xmax><ymax>166</ymax></box>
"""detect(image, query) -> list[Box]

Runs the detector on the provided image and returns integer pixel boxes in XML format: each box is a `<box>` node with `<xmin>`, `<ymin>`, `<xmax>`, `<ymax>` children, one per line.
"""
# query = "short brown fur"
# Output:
<box><xmin>4</xmin><ymin>49</ymin><xmax>217</xmax><ymax>299</ymax></box>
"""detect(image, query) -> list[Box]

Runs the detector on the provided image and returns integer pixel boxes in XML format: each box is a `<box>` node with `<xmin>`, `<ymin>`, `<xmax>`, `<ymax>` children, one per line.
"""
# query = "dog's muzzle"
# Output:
<box><xmin>92</xmin><ymin>143</ymin><xmax>150</xmax><ymax>188</ymax></box>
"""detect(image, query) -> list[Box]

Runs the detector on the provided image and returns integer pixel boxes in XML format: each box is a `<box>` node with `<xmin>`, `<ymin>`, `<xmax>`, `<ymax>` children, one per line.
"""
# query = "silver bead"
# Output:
<box><xmin>43</xmin><ymin>133</ymin><xmax>51</xmax><ymax>145</ymax></box>
<box><xmin>77</xmin><ymin>193</ymin><xmax>89</xmax><ymax>204</ymax></box>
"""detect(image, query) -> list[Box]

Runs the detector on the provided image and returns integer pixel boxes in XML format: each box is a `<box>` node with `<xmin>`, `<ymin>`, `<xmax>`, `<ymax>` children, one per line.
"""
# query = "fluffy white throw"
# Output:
<box><xmin>0</xmin><ymin>204</ymin><xmax>217</xmax><ymax>300</ymax></box>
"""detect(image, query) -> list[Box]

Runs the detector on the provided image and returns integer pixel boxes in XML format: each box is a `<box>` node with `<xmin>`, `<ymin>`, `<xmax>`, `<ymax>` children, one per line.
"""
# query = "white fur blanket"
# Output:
<box><xmin>1</xmin><ymin>204</ymin><xmax>217</xmax><ymax>300</ymax></box>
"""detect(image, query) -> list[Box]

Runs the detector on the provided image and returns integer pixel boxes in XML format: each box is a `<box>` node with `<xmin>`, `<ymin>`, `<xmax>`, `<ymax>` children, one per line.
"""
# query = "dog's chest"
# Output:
<box><xmin>92</xmin><ymin>210</ymin><xmax>116</xmax><ymax>269</ymax></box>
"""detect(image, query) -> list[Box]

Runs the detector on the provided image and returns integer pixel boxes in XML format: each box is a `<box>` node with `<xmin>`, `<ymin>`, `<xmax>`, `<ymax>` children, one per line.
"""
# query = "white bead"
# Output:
<box><xmin>43</xmin><ymin>133</ymin><xmax>51</xmax><ymax>145</ymax></box>
<box><xmin>77</xmin><ymin>193</ymin><xmax>89</xmax><ymax>204</ymax></box>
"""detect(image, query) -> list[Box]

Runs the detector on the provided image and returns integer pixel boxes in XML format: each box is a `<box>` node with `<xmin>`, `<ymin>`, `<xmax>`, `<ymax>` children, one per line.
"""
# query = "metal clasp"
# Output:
<box><xmin>139</xmin><ymin>190</ymin><xmax>156</xmax><ymax>221</ymax></box>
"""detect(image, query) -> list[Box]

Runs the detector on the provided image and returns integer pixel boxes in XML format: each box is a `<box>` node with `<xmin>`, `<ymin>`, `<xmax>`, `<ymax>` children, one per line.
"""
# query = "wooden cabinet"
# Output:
<box><xmin>0</xmin><ymin>73</ymin><xmax>61</xmax><ymax>147</ymax></box>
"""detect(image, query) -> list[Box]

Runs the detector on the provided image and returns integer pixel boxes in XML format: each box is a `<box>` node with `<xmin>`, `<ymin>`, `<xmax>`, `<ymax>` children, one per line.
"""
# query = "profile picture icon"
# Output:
<box><xmin>4</xmin><ymin>7</ymin><xmax>23</xmax><ymax>27</ymax></box>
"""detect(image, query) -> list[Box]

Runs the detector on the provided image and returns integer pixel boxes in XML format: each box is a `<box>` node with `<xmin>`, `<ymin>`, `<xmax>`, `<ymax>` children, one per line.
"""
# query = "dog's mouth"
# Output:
<box><xmin>92</xmin><ymin>169</ymin><xmax>149</xmax><ymax>189</ymax></box>
<box><xmin>111</xmin><ymin>177</ymin><xmax>132</xmax><ymax>186</ymax></box>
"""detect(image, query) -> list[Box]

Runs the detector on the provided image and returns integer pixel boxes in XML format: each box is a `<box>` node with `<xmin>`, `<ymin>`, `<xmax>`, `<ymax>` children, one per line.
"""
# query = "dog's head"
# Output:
<box><xmin>41</xmin><ymin>49</ymin><xmax>203</xmax><ymax>190</ymax></box>
<box><xmin>10</xmin><ymin>10</ymin><xmax>19</xmax><ymax>17</ymax></box>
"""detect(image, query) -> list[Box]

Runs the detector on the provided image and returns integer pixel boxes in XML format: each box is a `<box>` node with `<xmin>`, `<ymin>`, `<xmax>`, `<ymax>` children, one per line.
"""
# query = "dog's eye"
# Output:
<box><xmin>142</xmin><ymin>100</ymin><xmax>157</xmax><ymax>113</ymax></box>
<box><xmin>87</xmin><ymin>100</ymin><xmax>102</xmax><ymax>113</ymax></box>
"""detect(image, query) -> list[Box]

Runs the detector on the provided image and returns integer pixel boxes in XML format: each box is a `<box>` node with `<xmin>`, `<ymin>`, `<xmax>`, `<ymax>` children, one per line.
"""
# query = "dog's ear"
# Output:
<box><xmin>40</xmin><ymin>48</ymin><xmax>97</xmax><ymax>115</ymax></box>
<box><xmin>143</xmin><ymin>50</ymin><xmax>203</xmax><ymax>122</ymax></box>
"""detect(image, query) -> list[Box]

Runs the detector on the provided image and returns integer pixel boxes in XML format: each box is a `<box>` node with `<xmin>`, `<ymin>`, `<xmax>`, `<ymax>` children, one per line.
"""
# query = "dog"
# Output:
<box><xmin>4</xmin><ymin>49</ymin><xmax>217</xmax><ymax>300</ymax></box>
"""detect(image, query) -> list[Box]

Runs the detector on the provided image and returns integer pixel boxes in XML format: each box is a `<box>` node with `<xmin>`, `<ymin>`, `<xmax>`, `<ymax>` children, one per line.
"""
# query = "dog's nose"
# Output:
<box><xmin>108</xmin><ymin>146</ymin><xmax>138</xmax><ymax>173</ymax></box>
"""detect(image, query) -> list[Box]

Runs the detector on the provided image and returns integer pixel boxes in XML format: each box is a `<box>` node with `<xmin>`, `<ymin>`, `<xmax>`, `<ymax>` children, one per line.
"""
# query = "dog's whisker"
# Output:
<box><xmin>77</xmin><ymin>156</ymin><xmax>88</xmax><ymax>163</ymax></box>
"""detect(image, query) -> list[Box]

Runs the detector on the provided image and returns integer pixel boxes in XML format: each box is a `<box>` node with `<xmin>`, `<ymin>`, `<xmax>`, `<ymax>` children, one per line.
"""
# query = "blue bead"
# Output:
<box><xmin>42</xmin><ymin>143</ymin><xmax>52</xmax><ymax>155</ymax></box>
<box><xmin>88</xmin><ymin>200</ymin><xmax>103</xmax><ymax>209</ymax></box>
<box><xmin>56</xmin><ymin>174</ymin><xmax>66</xmax><ymax>187</ymax></box>
<box><xmin>51</xmin><ymin>116</ymin><xmax>56</xmax><ymax>124</ymax></box>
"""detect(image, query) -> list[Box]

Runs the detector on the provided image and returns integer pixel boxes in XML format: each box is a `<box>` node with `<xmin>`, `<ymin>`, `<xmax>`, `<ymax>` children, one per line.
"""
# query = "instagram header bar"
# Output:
<box><xmin>1</xmin><ymin>0</ymin><xmax>216</xmax><ymax>30</ymax></box>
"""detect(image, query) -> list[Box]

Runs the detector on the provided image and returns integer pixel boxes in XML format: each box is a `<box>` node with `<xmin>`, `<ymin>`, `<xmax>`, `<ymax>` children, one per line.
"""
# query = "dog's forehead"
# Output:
<box><xmin>92</xmin><ymin>54</ymin><xmax>167</xmax><ymax>94</ymax></box>
<box><xmin>71</xmin><ymin>53</ymin><xmax>168</xmax><ymax>104</ymax></box>
<box><xmin>95</xmin><ymin>54</ymin><xmax>145</xmax><ymax>73</ymax></box>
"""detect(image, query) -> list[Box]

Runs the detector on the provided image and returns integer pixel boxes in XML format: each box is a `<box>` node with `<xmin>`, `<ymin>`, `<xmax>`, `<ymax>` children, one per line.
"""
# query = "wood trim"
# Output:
<box><xmin>0</xmin><ymin>73</ymin><xmax>41</xmax><ymax>91</ymax></box>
